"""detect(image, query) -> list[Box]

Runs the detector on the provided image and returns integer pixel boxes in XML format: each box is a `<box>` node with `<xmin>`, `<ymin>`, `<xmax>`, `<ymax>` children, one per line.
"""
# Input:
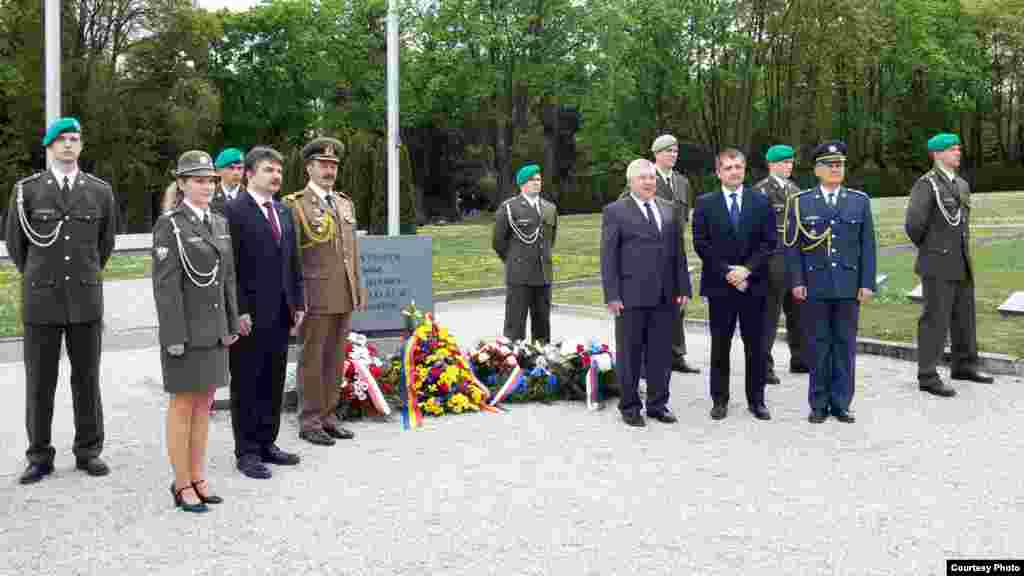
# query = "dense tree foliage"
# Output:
<box><xmin>1</xmin><ymin>0</ymin><xmax>1022</xmax><ymax>229</ymax></box>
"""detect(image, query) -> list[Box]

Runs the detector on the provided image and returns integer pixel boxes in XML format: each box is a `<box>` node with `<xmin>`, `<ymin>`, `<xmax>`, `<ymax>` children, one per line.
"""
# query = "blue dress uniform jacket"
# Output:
<box><xmin>785</xmin><ymin>187</ymin><xmax>877</xmax><ymax>299</ymax></box>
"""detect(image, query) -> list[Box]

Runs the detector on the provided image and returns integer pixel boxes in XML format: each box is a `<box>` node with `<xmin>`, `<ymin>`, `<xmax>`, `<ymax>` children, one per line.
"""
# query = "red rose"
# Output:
<box><xmin>370</xmin><ymin>365</ymin><xmax>382</xmax><ymax>378</ymax></box>
<box><xmin>345</xmin><ymin>342</ymin><xmax>354</xmax><ymax>354</ymax></box>
<box><xmin>576</xmin><ymin>344</ymin><xmax>585</xmax><ymax>354</ymax></box>
<box><xmin>430</xmin><ymin>366</ymin><xmax>442</xmax><ymax>378</ymax></box>
<box><xmin>381</xmin><ymin>382</ymin><xmax>394</xmax><ymax>394</ymax></box>
<box><xmin>601</xmin><ymin>344</ymin><xmax>609</xmax><ymax>352</ymax></box>
<box><xmin>368</xmin><ymin>344</ymin><xmax>378</xmax><ymax>356</ymax></box>
<box><xmin>438</xmin><ymin>381</ymin><xmax>450</xmax><ymax>394</ymax></box>
<box><xmin>582</xmin><ymin>356</ymin><xmax>591</xmax><ymax>368</ymax></box>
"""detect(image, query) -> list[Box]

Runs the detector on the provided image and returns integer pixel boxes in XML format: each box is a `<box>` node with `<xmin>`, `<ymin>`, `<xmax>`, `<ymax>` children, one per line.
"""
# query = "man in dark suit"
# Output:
<box><xmin>693</xmin><ymin>148</ymin><xmax>777</xmax><ymax>421</ymax></box>
<box><xmin>906</xmin><ymin>133</ymin><xmax>993</xmax><ymax>396</ymax></box>
<box><xmin>6</xmin><ymin>117</ymin><xmax>116</xmax><ymax>484</ymax></box>
<box><xmin>785</xmin><ymin>141</ymin><xmax>877</xmax><ymax>424</ymax></box>
<box><xmin>493</xmin><ymin>163</ymin><xmax>558</xmax><ymax>342</ymax></box>
<box><xmin>225</xmin><ymin>147</ymin><xmax>305</xmax><ymax>479</ymax></box>
<box><xmin>601</xmin><ymin>159</ymin><xmax>691</xmax><ymax>428</ymax></box>
<box><xmin>210</xmin><ymin>147</ymin><xmax>245</xmax><ymax>216</ymax></box>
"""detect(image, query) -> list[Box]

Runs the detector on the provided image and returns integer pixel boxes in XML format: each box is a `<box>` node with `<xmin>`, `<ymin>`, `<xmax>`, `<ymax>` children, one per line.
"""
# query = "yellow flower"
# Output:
<box><xmin>421</xmin><ymin>397</ymin><xmax>444</xmax><ymax>416</ymax></box>
<box><xmin>439</xmin><ymin>327</ymin><xmax>450</xmax><ymax>340</ymax></box>
<box><xmin>447</xmin><ymin>393</ymin><xmax>471</xmax><ymax>414</ymax></box>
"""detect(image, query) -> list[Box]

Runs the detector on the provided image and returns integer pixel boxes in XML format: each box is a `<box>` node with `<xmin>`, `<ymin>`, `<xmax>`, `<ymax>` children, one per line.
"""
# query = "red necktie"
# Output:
<box><xmin>264</xmin><ymin>201</ymin><xmax>281</xmax><ymax>244</ymax></box>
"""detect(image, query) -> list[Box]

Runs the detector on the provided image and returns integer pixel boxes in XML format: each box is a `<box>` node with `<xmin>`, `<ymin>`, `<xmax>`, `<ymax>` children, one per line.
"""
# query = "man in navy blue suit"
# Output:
<box><xmin>785</xmin><ymin>141</ymin><xmax>876</xmax><ymax>424</ymax></box>
<box><xmin>693</xmin><ymin>148</ymin><xmax>777</xmax><ymax>421</ymax></box>
<box><xmin>601</xmin><ymin>159</ymin><xmax>691</xmax><ymax>428</ymax></box>
<box><xmin>225</xmin><ymin>147</ymin><xmax>306</xmax><ymax>479</ymax></box>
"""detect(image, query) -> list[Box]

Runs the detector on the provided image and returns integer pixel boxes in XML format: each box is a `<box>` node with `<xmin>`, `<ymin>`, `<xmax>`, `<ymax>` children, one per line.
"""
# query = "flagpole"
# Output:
<box><xmin>386</xmin><ymin>0</ymin><xmax>400</xmax><ymax>236</ymax></box>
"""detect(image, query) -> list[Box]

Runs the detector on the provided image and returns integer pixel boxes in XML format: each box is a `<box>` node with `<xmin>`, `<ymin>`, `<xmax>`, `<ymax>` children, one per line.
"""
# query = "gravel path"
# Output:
<box><xmin>2</xmin><ymin>298</ymin><xmax>1022</xmax><ymax>575</ymax></box>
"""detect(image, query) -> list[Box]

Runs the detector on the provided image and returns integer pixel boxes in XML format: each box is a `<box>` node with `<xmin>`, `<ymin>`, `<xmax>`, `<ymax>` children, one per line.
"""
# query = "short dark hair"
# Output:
<box><xmin>244</xmin><ymin>146</ymin><xmax>284</xmax><ymax>173</ymax></box>
<box><xmin>715</xmin><ymin>148</ymin><xmax>746</xmax><ymax>170</ymax></box>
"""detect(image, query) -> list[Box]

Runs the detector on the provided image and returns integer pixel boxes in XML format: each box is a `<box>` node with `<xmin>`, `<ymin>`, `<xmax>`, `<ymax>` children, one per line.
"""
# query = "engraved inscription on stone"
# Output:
<box><xmin>352</xmin><ymin>235</ymin><xmax>433</xmax><ymax>332</ymax></box>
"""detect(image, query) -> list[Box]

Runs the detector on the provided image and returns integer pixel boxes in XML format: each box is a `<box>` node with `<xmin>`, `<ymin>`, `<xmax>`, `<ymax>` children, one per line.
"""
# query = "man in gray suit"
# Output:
<box><xmin>602</xmin><ymin>159</ymin><xmax>691</xmax><ymax>427</ymax></box>
<box><xmin>906</xmin><ymin>133</ymin><xmax>993</xmax><ymax>397</ymax></box>
<box><xmin>621</xmin><ymin>135</ymin><xmax>699</xmax><ymax>373</ymax></box>
<box><xmin>493</xmin><ymin>164</ymin><xmax>558</xmax><ymax>342</ymax></box>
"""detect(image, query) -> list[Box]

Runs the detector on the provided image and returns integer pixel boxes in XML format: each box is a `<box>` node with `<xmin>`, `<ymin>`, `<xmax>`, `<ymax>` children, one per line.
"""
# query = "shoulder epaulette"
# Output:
<box><xmin>282</xmin><ymin>191</ymin><xmax>303</xmax><ymax>203</ymax></box>
<box><xmin>793</xmin><ymin>188</ymin><xmax>814</xmax><ymax>197</ymax></box>
<box><xmin>15</xmin><ymin>173</ymin><xmax>44</xmax><ymax>186</ymax></box>
<box><xmin>336</xmin><ymin>190</ymin><xmax>352</xmax><ymax>200</ymax></box>
<box><xmin>82</xmin><ymin>172</ymin><xmax>110</xmax><ymax>187</ymax></box>
<box><xmin>845</xmin><ymin>188</ymin><xmax>869</xmax><ymax>198</ymax></box>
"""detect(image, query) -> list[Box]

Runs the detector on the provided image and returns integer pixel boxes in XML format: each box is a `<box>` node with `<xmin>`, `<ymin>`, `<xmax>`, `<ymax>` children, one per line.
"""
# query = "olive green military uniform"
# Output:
<box><xmin>5</xmin><ymin>169</ymin><xmax>116</xmax><ymax>466</ymax></box>
<box><xmin>493</xmin><ymin>194</ymin><xmax>558</xmax><ymax>342</ymax></box>
<box><xmin>619</xmin><ymin>168</ymin><xmax>691</xmax><ymax>359</ymax></box>
<box><xmin>905</xmin><ymin>168</ymin><xmax>979</xmax><ymax>381</ymax></box>
<box><xmin>152</xmin><ymin>205</ymin><xmax>239</xmax><ymax>392</ymax></box>
<box><xmin>209</xmin><ymin>183</ymin><xmax>241</xmax><ymax>216</ymax></box>
<box><xmin>752</xmin><ymin>174</ymin><xmax>805</xmax><ymax>375</ymax></box>
<box><xmin>283</xmin><ymin>185</ymin><xmax>366</xmax><ymax>433</ymax></box>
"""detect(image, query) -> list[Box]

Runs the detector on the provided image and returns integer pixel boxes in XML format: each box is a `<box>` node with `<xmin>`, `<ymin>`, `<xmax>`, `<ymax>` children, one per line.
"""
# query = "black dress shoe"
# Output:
<box><xmin>673</xmin><ymin>359</ymin><xmax>701</xmax><ymax>374</ymax></box>
<box><xmin>832</xmin><ymin>410</ymin><xmax>856</xmax><ymax>424</ymax></box>
<box><xmin>950</xmin><ymin>371</ymin><xmax>995</xmax><ymax>384</ymax></box>
<box><xmin>323</xmin><ymin>425</ymin><xmax>355</xmax><ymax>440</ymax></box>
<box><xmin>299</xmin><ymin>429</ymin><xmax>336</xmax><ymax>446</ymax></box>
<box><xmin>748</xmin><ymin>405</ymin><xmax>771</xmax><ymax>420</ymax></box>
<box><xmin>237</xmin><ymin>455</ymin><xmax>273</xmax><ymax>479</ymax></box>
<box><xmin>790</xmin><ymin>363</ymin><xmax>810</xmax><ymax>374</ymax></box>
<box><xmin>262</xmin><ymin>445</ymin><xmax>301</xmax><ymax>465</ymax></box>
<box><xmin>75</xmin><ymin>457</ymin><xmax>110</xmax><ymax>477</ymax></box>
<box><xmin>808</xmin><ymin>410</ymin><xmax>828</xmax><ymax>423</ymax></box>
<box><xmin>710</xmin><ymin>404</ymin><xmax>728</xmax><ymax>420</ymax></box>
<box><xmin>919</xmin><ymin>380</ymin><xmax>957</xmax><ymax>397</ymax></box>
<box><xmin>191</xmin><ymin>480</ymin><xmax>223</xmax><ymax>504</ymax></box>
<box><xmin>646</xmin><ymin>410</ymin><xmax>677</xmax><ymax>424</ymax></box>
<box><xmin>765</xmin><ymin>371</ymin><xmax>781</xmax><ymax>385</ymax></box>
<box><xmin>171</xmin><ymin>483</ymin><xmax>209</xmax><ymax>513</ymax></box>
<box><xmin>621</xmin><ymin>412</ymin><xmax>646</xmax><ymax>427</ymax></box>
<box><xmin>19</xmin><ymin>462</ymin><xmax>53</xmax><ymax>485</ymax></box>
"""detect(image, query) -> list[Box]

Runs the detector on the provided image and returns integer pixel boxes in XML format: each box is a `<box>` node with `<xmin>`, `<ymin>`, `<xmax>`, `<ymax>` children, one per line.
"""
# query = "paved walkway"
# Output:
<box><xmin>1</xmin><ymin>294</ymin><xmax>1022</xmax><ymax>575</ymax></box>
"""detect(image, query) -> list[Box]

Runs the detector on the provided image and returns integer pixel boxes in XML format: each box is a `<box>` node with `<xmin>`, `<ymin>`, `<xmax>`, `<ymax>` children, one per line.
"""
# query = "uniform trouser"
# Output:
<box><xmin>708</xmin><ymin>293</ymin><xmax>767</xmax><ymax>408</ymax></box>
<box><xmin>918</xmin><ymin>275</ymin><xmax>979</xmax><ymax>380</ymax></box>
<box><xmin>803</xmin><ymin>299</ymin><xmax>859</xmax><ymax>413</ymax></box>
<box><xmin>23</xmin><ymin>322</ymin><xmax>104</xmax><ymax>465</ymax></box>
<box><xmin>504</xmin><ymin>284</ymin><xmax>552</xmax><ymax>342</ymax></box>
<box><xmin>671</xmin><ymin>306</ymin><xmax>688</xmax><ymax>359</ymax></box>
<box><xmin>229</xmin><ymin>302</ymin><xmax>289</xmax><ymax>459</ymax></box>
<box><xmin>616</xmin><ymin>303</ymin><xmax>675</xmax><ymax>416</ymax></box>
<box><xmin>297</xmin><ymin>312</ymin><xmax>351</xmax><ymax>432</ymax></box>
<box><xmin>763</xmin><ymin>253</ymin><xmax>804</xmax><ymax>372</ymax></box>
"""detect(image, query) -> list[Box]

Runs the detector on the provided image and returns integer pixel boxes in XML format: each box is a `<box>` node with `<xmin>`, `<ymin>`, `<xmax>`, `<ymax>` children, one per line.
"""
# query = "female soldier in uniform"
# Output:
<box><xmin>152</xmin><ymin>151</ymin><xmax>239</xmax><ymax>512</ymax></box>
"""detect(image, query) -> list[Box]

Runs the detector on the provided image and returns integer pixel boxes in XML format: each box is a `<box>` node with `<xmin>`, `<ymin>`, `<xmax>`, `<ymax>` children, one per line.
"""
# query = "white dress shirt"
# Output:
<box><xmin>630</xmin><ymin>193</ymin><xmax>662</xmax><ymax>231</ymax></box>
<box><xmin>722</xmin><ymin>186</ymin><xmax>743</xmax><ymax>212</ymax></box>
<box><xmin>182</xmin><ymin>198</ymin><xmax>210</xmax><ymax>223</ymax></box>
<box><xmin>222</xmin><ymin>183</ymin><xmax>240</xmax><ymax>201</ymax></box>
<box><xmin>51</xmin><ymin>166</ymin><xmax>79</xmax><ymax>189</ymax></box>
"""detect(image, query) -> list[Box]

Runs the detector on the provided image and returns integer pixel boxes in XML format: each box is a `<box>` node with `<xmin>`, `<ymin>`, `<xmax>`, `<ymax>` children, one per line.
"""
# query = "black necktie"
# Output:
<box><xmin>644</xmin><ymin>201</ymin><xmax>660</xmax><ymax>234</ymax></box>
<box><xmin>202</xmin><ymin>213</ymin><xmax>212</xmax><ymax>233</ymax></box>
<box><xmin>62</xmin><ymin>175</ymin><xmax>70</xmax><ymax>197</ymax></box>
<box><xmin>326</xmin><ymin>193</ymin><xmax>337</xmax><ymax>211</ymax></box>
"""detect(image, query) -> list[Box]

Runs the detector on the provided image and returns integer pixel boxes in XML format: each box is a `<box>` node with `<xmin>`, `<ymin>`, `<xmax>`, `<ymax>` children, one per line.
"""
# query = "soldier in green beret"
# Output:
<box><xmin>752</xmin><ymin>144</ymin><xmax>807</xmax><ymax>384</ymax></box>
<box><xmin>493</xmin><ymin>163</ymin><xmax>558</xmax><ymax>342</ymax></box>
<box><xmin>5</xmin><ymin>117</ymin><xmax>117</xmax><ymax>484</ymax></box>
<box><xmin>210</xmin><ymin>147</ymin><xmax>245</xmax><ymax>216</ymax></box>
<box><xmin>906</xmin><ymin>133</ymin><xmax>994</xmax><ymax>397</ymax></box>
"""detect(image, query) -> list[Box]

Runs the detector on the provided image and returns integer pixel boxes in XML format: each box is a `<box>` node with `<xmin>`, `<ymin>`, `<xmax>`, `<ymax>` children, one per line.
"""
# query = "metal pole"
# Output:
<box><xmin>44</xmin><ymin>0</ymin><xmax>61</xmax><ymax>126</ymax></box>
<box><xmin>386</xmin><ymin>0</ymin><xmax>400</xmax><ymax>236</ymax></box>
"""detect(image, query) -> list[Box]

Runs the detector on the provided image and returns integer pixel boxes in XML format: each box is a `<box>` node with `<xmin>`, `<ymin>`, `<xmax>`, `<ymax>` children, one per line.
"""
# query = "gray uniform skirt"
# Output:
<box><xmin>161</xmin><ymin>344</ymin><xmax>229</xmax><ymax>394</ymax></box>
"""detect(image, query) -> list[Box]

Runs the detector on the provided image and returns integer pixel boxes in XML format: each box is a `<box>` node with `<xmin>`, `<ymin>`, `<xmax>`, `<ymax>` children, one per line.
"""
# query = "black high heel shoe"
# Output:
<box><xmin>192</xmin><ymin>480</ymin><xmax>224</xmax><ymax>505</ymax></box>
<box><xmin>170</xmin><ymin>483</ymin><xmax>209</xmax><ymax>513</ymax></box>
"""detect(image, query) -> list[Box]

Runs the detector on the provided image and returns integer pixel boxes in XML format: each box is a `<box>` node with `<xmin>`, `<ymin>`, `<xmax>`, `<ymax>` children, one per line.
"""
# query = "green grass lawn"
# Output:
<box><xmin>552</xmin><ymin>238</ymin><xmax>1024</xmax><ymax>358</ymax></box>
<box><xmin>2</xmin><ymin>191</ymin><xmax>1022</xmax><ymax>345</ymax></box>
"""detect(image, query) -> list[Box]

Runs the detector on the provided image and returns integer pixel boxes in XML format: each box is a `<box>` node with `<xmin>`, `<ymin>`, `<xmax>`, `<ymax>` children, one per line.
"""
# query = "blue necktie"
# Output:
<box><xmin>644</xmin><ymin>201</ymin><xmax>660</xmax><ymax>234</ymax></box>
<box><xmin>729</xmin><ymin>192</ymin><xmax>740</xmax><ymax>228</ymax></box>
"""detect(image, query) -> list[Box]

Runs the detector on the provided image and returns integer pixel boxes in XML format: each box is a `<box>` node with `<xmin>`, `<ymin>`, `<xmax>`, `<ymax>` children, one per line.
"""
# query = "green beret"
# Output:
<box><xmin>302</xmin><ymin>137</ymin><xmax>345</xmax><ymax>163</ymax></box>
<box><xmin>214</xmin><ymin>148</ymin><xmax>244</xmax><ymax>169</ymax></box>
<box><xmin>927</xmin><ymin>133</ymin><xmax>960</xmax><ymax>152</ymax></box>
<box><xmin>765</xmin><ymin>145</ymin><xmax>794</xmax><ymax>163</ymax></box>
<box><xmin>516</xmin><ymin>164</ymin><xmax>541</xmax><ymax>187</ymax></box>
<box><xmin>42</xmin><ymin>117</ymin><xmax>81</xmax><ymax>147</ymax></box>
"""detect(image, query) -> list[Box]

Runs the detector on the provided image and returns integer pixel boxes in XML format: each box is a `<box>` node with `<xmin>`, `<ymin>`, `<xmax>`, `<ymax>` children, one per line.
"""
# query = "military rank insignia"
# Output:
<box><xmin>155</xmin><ymin>246</ymin><xmax>169</xmax><ymax>261</ymax></box>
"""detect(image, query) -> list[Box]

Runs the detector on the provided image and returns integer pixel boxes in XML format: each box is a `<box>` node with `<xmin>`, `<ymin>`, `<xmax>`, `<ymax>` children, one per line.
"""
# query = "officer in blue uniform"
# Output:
<box><xmin>784</xmin><ymin>141</ymin><xmax>877</xmax><ymax>424</ymax></box>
